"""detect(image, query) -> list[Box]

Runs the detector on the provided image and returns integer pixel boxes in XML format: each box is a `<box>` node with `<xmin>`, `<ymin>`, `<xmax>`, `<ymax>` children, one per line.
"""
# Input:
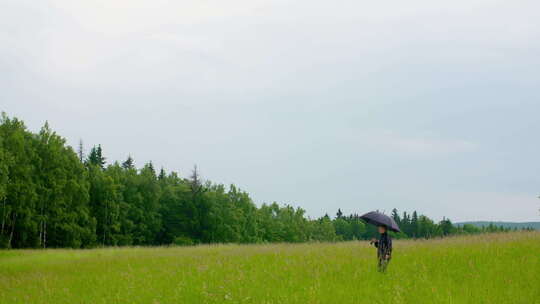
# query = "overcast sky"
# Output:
<box><xmin>2</xmin><ymin>0</ymin><xmax>540</xmax><ymax>222</ymax></box>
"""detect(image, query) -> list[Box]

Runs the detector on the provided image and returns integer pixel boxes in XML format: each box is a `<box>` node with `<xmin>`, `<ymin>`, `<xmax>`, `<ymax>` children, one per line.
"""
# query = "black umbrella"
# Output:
<box><xmin>360</xmin><ymin>211</ymin><xmax>401</xmax><ymax>232</ymax></box>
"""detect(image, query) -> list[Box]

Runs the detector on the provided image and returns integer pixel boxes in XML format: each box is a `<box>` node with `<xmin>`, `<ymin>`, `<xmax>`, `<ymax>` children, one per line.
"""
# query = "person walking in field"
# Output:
<box><xmin>360</xmin><ymin>211</ymin><xmax>400</xmax><ymax>272</ymax></box>
<box><xmin>370</xmin><ymin>225</ymin><xmax>392</xmax><ymax>272</ymax></box>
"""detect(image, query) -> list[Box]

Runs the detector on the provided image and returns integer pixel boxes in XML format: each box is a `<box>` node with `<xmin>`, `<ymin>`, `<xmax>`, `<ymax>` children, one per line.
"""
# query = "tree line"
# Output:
<box><xmin>0</xmin><ymin>113</ymin><xmax>524</xmax><ymax>249</ymax></box>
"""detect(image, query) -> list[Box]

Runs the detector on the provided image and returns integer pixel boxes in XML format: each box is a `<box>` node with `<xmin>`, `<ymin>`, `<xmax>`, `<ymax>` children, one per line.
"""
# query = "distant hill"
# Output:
<box><xmin>455</xmin><ymin>221</ymin><xmax>540</xmax><ymax>230</ymax></box>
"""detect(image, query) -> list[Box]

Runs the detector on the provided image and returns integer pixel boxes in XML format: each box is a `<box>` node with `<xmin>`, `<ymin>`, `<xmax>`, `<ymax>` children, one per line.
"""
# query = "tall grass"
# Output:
<box><xmin>1</xmin><ymin>232</ymin><xmax>539</xmax><ymax>303</ymax></box>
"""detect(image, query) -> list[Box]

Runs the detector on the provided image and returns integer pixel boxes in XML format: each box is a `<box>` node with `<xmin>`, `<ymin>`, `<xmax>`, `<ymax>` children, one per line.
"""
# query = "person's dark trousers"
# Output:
<box><xmin>378</xmin><ymin>257</ymin><xmax>390</xmax><ymax>272</ymax></box>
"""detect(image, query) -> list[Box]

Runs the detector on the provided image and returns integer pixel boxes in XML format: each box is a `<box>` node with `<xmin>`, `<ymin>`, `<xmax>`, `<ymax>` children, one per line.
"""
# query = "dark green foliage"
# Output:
<box><xmin>87</xmin><ymin>145</ymin><xmax>106</xmax><ymax>169</ymax></box>
<box><xmin>0</xmin><ymin>114</ymin><xmax>94</xmax><ymax>248</ymax></box>
<box><xmin>122</xmin><ymin>156</ymin><xmax>135</xmax><ymax>170</ymax></box>
<box><xmin>0</xmin><ymin>113</ymin><xmax>524</xmax><ymax>248</ymax></box>
<box><xmin>173</xmin><ymin>235</ymin><xmax>194</xmax><ymax>246</ymax></box>
<box><xmin>332</xmin><ymin>215</ymin><xmax>366</xmax><ymax>240</ymax></box>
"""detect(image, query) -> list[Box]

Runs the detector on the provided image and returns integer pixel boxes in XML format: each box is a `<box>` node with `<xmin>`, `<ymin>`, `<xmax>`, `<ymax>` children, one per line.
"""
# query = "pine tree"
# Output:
<box><xmin>87</xmin><ymin>145</ymin><xmax>106</xmax><ymax>169</ymax></box>
<box><xmin>391</xmin><ymin>208</ymin><xmax>400</xmax><ymax>226</ymax></box>
<box><xmin>96</xmin><ymin>145</ymin><xmax>106</xmax><ymax>168</ymax></box>
<box><xmin>122</xmin><ymin>155</ymin><xmax>135</xmax><ymax>170</ymax></box>
<box><xmin>402</xmin><ymin>211</ymin><xmax>410</xmax><ymax>236</ymax></box>
<box><xmin>190</xmin><ymin>165</ymin><xmax>202</xmax><ymax>194</ymax></box>
<box><xmin>147</xmin><ymin>161</ymin><xmax>156</xmax><ymax>176</ymax></box>
<box><xmin>411</xmin><ymin>211</ymin><xmax>419</xmax><ymax>237</ymax></box>
<box><xmin>158</xmin><ymin>168</ymin><xmax>166</xmax><ymax>180</ymax></box>
<box><xmin>78</xmin><ymin>139</ymin><xmax>84</xmax><ymax>163</ymax></box>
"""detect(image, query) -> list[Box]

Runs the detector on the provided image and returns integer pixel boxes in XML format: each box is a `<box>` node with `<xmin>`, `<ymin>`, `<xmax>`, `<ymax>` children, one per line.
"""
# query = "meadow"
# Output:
<box><xmin>1</xmin><ymin>232</ymin><xmax>539</xmax><ymax>304</ymax></box>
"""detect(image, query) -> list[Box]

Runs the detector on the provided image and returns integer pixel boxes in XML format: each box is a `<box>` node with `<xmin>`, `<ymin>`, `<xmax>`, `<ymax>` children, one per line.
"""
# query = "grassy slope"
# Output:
<box><xmin>1</xmin><ymin>232</ymin><xmax>539</xmax><ymax>304</ymax></box>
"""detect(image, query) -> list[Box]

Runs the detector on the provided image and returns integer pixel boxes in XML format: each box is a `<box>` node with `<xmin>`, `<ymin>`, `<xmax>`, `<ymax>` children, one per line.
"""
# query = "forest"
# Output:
<box><xmin>0</xmin><ymin>113</ymin><xmax>519</xmax><ymax>249</ymax></box>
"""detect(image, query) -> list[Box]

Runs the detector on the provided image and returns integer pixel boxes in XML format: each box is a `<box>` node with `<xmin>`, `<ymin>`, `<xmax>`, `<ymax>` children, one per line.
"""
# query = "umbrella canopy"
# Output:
<box><xmin>360</xmin><ymin>211</ymin><xmax>401</xmax><ymax>232</ymax></box>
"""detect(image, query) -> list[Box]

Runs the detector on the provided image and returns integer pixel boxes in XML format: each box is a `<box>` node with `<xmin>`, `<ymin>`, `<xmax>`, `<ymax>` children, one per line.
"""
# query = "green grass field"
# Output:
<box><xmin>1</xmin><ymin>232</ymin><xmax>539</xmax><ymax>304</ymax></box>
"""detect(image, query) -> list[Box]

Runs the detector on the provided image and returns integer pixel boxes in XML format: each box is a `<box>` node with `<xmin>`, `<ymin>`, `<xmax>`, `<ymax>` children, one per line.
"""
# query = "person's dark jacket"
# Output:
<box><xmin>372</xmin><ymin>232</ymin><xmax>392</xmax><ymax>259</ymax></box>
